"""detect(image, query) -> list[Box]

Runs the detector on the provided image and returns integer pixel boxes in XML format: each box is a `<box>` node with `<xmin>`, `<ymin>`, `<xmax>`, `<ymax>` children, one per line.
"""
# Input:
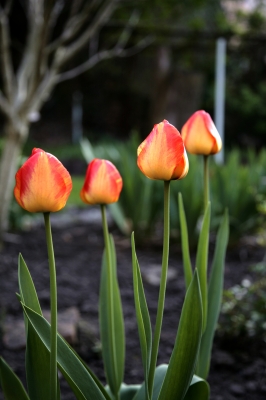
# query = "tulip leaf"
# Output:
<box><xmin>131</xmin><ymin>233</ymin><xmax>152</xmax><ymax>400</ymax></box>
<box><xmin>22</xmin><ymin>304</ymin><xmax>107</xmax><ymax>400</ymax></box>
<box><xmin>120</xmin><ymin>384</ymin><xmax>142</xmax><ymax>400</ymax></box>
<box><xmin>18</xmin><ymin>254</ymin><xmax>61</xmax><ymax>400</ymax></box>
<box><xmin>197</xmin><ymin>210</ymin><xmax>229</xmax><ymax>379</ymax></box>
<box><xmin>106</xmin><ymin>383</ymin><xmax>141</xmax><ymax>400</ymax></box>
<box><xmin>133</xmin><ymin>364</ymin><xmax>168</xmax><ymax>400</ymax></box>
<box><xmin>184</xmin><ymin>376</ymin><xmax>210</xmax><ymax>400</ymax></box>
<box><xmin>100</xmin><ymin>234</ymin><xmax>125</xmax><ymax>397</ymax></box>
<box><xmin>0</xmin><ymin>357</ymin><xmax>29</xmax><ymax>400</ymax></box>
<box><xmin>109</xmin><ymin>202</ymin><xmax>130</xmax><ymax>236</ymax></box>
<box><xmin>178</xmin><ymin>192</ymin><xmax>193</xmax><ymax>289</ymax></box>
<box><xmin>18</xmin><ymin>254</ymin><xmax>42</xmax><ymax>315</ymax></box>
<box><xmin>195</xmin><ymin>202</ymin><xmax>211</xmax><ymax>332</ymax></box>
<box><xmin>158</xmin><ymin>270</ymin><xmax>202</xmax><ymax>400</ymax></box>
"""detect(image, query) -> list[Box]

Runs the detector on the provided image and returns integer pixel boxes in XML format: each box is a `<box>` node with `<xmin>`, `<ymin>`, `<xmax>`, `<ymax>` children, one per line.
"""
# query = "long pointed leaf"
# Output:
<box><xmin>0</xmin><ymin>357</ymin><xmax>29</xmax><ymax>400</ymax></box>
<box><xmin>100</xmin><ymin>234</ymin><xmax>125</xmax><ymax>397</ymax></box>
<box><xmin>158</xmin><ymin>270</ymin><xmax>202</xmax><ymax>400</ymax></box>
<box><xmin>178</xmin><ymin>193</ymin><xmax>193</xmax><ymax>289</ymax></box>
<box><xmin>133</xmin><ymin>364</ymin><xmax>168</xmax><ymax>400</ymax></box>
<box><xmin>197</xmin><ymin>210</ymin><xmax>229</xmax><ymax>378</ymax></box>
<box><xmin>22</xmin><ymin>305</ymin><xmax>107</xmax><ymax>400</ymax></box>
<box><xmin>131</xmin><ymin>233</ymin><xmax>152</xmax><ymax>400</ymax></box>
<box><xmin>18</xmin><ymin>254</ymin><xmax>42</xmax><ymax>315</ymax></box>
<box><xmin>195</xmin><ymin>203</ymin><xmax>211</xmax><ymax>332</ymax></box>
<box><xmin>109</xmin><ymin>202</ymin><xmax>130</xmax><ymax>236</ymax></box>
<box><xmin>18</xmin><ymin>254</ymin><xmax>60</xmax><ymax>400</ymax></box>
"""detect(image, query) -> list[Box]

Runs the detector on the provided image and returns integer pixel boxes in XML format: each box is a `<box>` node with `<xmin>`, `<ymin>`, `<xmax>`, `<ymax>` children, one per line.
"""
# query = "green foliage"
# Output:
<box><xmin>196</xmin><ymin>211</ymin><xmax>229</xmax><ymax>378</ymax></box>
<box><xmin>81</xmin><ymin>138</ymin><xmax>266</xmax><ymax>245</ymax></box>
<box><xmin>219</xmin><ymin>274</ymin><xmax>266</xmax><ymax>340</ymax></box>
<box><xmin>100</xmin><ymin>234</ymin><xmax>125</xmax><ymax>397</ymax></box>
<box><xmin>0</xmin><ymin>358</ymin><xmax>29</xmax><ymax>400</ymax></box>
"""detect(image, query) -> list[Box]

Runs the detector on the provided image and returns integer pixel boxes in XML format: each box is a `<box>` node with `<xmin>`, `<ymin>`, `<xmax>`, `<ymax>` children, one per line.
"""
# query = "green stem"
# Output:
<box><xmin>203</xmin><ymin>155</ymin><xmax>210</xmax><ymax>210</ymax></box>
<box><xmin>43</xmin><ymin>212</ymin><xmax>57</xmax><ymax>400</ymax></box>
<box><xmin>148</xmin><ymin>181</ymin><xmax>170</xmax><ymax>398</ymax></box>
<box><xmin>100</xmin><ymin>205</ymin><xmax>120</xmax><ymax>400</ymax></box>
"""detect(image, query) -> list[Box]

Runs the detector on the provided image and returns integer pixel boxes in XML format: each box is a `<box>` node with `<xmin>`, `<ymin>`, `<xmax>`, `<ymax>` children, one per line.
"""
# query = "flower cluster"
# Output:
<box><xmin>9</xmin><ymin>111</ymin><xmax>226</xmax><ymax>400</ymax></box>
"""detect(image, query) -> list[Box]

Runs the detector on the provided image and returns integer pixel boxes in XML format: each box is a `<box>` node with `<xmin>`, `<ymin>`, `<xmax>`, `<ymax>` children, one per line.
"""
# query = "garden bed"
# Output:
<box><xmin>0</xmin><ymin>207</ymin><xmax>266</xmax><ymax>399</ymax></box>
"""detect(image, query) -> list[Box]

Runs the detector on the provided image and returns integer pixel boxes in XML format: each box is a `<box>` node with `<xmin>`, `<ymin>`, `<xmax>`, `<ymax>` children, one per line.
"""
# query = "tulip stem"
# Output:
<box><xmin>43</xmin><ymin>212</ymin><xmax>58</xmax><ymax>400</ymax></box>
<box><xmin>101</xmin><ymin>205</ymin><xmax>120</xmax><ymax>400</ymax></box>
<box><xmin>203</xmin><ymin>155</ymin><xmax>210</xmax><ymax>209</ymax></box>
<box><xmin>148</xmin><ymin>180</ymin><xmax>170</xmax><ymax>398</ymax></box>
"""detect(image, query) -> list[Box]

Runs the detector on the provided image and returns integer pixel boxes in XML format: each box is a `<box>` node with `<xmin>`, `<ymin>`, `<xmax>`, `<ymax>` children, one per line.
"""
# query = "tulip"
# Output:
<box><xmin>181</xmin><ymin>110</ymin><xmax>222</xmax><ymax>155</ymax></box>
<box><xmin>137</xmin><ymin>120</ymin><xmax>189</xmax><ymax>181</ymax></box>
<box><xmin>80</xmin><ymin>158</ymin><xmax>123</xmax><ymax>205</ymax></box>
<box><xmin>14</xmin><ymin>148</ymin><xmax>72</xmax><ymax>213</ymax></box>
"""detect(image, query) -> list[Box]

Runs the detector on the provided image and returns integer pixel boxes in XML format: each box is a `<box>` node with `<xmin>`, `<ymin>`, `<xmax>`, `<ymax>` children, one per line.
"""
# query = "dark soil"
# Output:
<box><xmin>0</xmin><ymin>208</ymin><xmax>266</xmax><ymax>400</ymax></box>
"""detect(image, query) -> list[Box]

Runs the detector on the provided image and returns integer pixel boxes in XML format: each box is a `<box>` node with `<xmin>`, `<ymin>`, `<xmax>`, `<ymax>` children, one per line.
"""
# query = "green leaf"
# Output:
<box><xmin>131</xmin><ymin>233</ymin><xmax>152</xmax><ymax>400</ymax></box>
<box><xmin>184</xmin><ymin>376</ymin><xmax>210</xmax><ymax>400</ymax></box>
<box><xmin>178</xmin><ymin>193</ymin><xmax>193</xmax><ymax>289</ymax></box>
<box><xmin>106</xmin><ymin>383</ymin><xmax>141</xmax><ymax>400</ymax></box>
<box><xmin>100</xmin><ymin>234</ymin><xmax>125</xmax><ymax>397</ymax></box>
<box><xmin>120</xmin><ymin>384</ymin><xmax>142</xmax><ymax>400</ymax></box>
<box><xmin>18</xmin><ymin>254</ymin><xmax>61</xmax><ymax>400</ymax></box>
<box><xmin>0</xmin><ymin>357</ymin><xmax>29</xmax><ymax>400</ymax></box>
<box><xmin>22</xmin><ymin>305</ymin><xmax>107</xmax><ymax>400</ymax></box>
<box><xmin>27</xmin><ymin>322</ymin><xmax>60</xmax><ymax>400</ymax></box>
<box><xmin>197</xmin><ymin>210</ymin><xmax>229</xmax><ymax>379</ymax></box>
<box><xmin>18</xmin><ymin>254</ymin><xmax>42</xmax><ymax>315</ymax></box>
<box><xmin>133</xmin><ymin>364</ymin><xmax>168</xmax><ymax>400</ymax></box>
<box><xmin>195</xmin><ymin>202</ymin><xmax>211</xmax><ymax>332</ymax></box>
<box><xmin>158</xmin><ymin>271</ymin><xmax>202</xmax><ymax>400</ymax></box>
<box><xmin>80</xmin><ymin>138</ymin><xmax>96</xmax><ymax>162</ymax></box>
<box><xmin>108</xmin><ymin>202</ymin><xmax>131</xmax><ymax>236</ymax></box>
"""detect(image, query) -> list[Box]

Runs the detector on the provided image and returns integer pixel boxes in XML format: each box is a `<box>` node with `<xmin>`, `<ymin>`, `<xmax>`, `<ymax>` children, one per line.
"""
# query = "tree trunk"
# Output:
<box><xmin>0</xmin><ymin>119</ymin><xmax>28</xmax><ymax>240</ymax></box>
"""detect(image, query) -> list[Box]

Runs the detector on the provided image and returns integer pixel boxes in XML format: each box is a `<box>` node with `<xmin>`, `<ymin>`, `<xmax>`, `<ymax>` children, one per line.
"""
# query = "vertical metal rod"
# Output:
<box><xmin>214</xmin><ymin>38</ymin><xmax>226</xmax><ymax>164</ymax></box>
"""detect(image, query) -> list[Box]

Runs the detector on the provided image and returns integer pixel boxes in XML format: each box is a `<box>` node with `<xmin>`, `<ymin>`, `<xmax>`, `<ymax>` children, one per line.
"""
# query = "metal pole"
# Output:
<box><xmin>214</xmin><ymin>38</ymin><xmax>226</xmax><ymax>164</ymax></box>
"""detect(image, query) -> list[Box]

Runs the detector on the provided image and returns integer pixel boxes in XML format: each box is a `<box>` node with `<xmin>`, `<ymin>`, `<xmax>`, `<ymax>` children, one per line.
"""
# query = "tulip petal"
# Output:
<box><xmin>137</xmin><ymin>120</ymin><xmax>189</xmax><ymax>181</ymax></box>
<box><xmin>181</xmin><ymin>110</ymin><xmax>222</xmax><ymax>155</ymax></box>
<box><xmin>80</xmin><ymin>159</ymin><xmax>123</xmax><ymax>205</ymax></box>
<box><xmin>14</xmin><ymin>149</ymin><xmax>72</xmax><ymax>213</ymax></box>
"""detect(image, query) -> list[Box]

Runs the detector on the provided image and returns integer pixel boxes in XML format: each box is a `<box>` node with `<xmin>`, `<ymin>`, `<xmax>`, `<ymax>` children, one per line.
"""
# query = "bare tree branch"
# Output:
<box><xmin>113</xmin><ymin>9</ymin><xmax>140</xmax><ymax>50</ymax></box>
<box><xmin>47</xmin><ymin>0</ymin><xmax>65</xmax><ymax>34</ymax></box>
<box><xmin>0</xmin><ymin>6</ymin><xmax>15</xmax><ymax>102</ymax></box>
<box><xmin>0</xmin><ymin>90</ymin><xmax>10</xmax><ymax>116</ymax></box>
<box><xmin>16</xmin><ymin>0</ymin><xmax>47</xmax><ymax>109</ymax></box>
<box><xmin>27</xmin><ymin>69</ymin><xmax>58</xmax><ymax>115</ymax></box>
<box><xmin>56</xmin><ymin>34</ymin><xmax>154</xmax><ymax>83</ymax></box>
<box><xmin>58</xmin><ymin>0</ymin><xmax>119</xmax><ymax>66</ymax></box>
<box><xmin>46</xmin><ymin>0</ymin><xmax>103</xmax><ymax>54</ymax></box>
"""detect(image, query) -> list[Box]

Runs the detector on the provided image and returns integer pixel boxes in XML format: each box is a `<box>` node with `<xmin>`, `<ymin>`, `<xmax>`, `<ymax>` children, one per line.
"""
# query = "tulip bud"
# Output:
<box><xmin>80</xmin><ymin>159</ymin><xmax>123</xmax><ymax>205</ymax></box>
<box><xmin>137</xmin><ymin>119</ymin><xmax>189</xmax><ymax>181</ymax></box>
<box><xmin>181</xmin><ymin>110</ymin><xmax>222</xmax><ymax>155</ymax></box>
<box><xmin>14</xmin><ymin>148</ymin><xmax>72</xmax><ymax>213</ymax></box>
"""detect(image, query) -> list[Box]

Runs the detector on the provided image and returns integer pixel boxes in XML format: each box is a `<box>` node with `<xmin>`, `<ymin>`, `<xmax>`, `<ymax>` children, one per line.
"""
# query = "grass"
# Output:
<box><xmin>68</xmin><ymin>176</ymin><xmax>86</xmax><ymax>207</ymax></box>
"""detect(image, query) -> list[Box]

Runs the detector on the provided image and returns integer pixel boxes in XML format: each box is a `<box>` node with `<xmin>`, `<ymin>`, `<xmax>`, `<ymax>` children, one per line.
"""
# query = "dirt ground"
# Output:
<box><xmin>0</xmin><ymin>207</ymin><xmax>266</xmax><ymax>400</ymax></box>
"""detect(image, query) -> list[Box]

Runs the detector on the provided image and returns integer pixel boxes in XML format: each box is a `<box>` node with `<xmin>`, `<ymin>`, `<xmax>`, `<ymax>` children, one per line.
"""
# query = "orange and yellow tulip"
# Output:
<box><xmin>80</xmin><ymin>159</ymin><xmax>123</xmax><ymax>205</ymax></box>
<box><xmin>14</xmin><ymin>148</ymin><xmax>72</xmax><ymax>213</ymax></box>
<box><xmin>137</xmin><ymin>119</ymin><xmax>189</xmax><ymax>181</ymax></box>
<box><xmin>181</xmin><ymin>110</ymin><xmax>222</xmax><ymax>155</ymax></box>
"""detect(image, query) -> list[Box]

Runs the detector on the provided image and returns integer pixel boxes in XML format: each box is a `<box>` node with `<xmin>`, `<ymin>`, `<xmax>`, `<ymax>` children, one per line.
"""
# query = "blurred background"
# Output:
<box><xmin>1</xmin><ymin>0</ymin><xmax>266</xmax><ymax>242</ymax></box>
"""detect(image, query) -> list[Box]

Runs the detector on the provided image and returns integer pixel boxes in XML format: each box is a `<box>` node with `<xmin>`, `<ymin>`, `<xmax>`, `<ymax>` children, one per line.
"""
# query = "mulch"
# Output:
<box><xmin>0</xmin><ymin>208</ymin><xmax>266</xmax><ymax>399</ymax></box>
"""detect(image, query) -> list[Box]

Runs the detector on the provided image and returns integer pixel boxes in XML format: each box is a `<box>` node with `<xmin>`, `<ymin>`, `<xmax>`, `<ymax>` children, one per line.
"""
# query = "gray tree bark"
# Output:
<box><xmin>0</xmin><ymin>0</ymin><xmax>151</xmax><ymax>239</ymax></box>
<box><xmin>0</xmin><ymin>119</ymin><xmax>29</xmax><ymax>238</ymax></box>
